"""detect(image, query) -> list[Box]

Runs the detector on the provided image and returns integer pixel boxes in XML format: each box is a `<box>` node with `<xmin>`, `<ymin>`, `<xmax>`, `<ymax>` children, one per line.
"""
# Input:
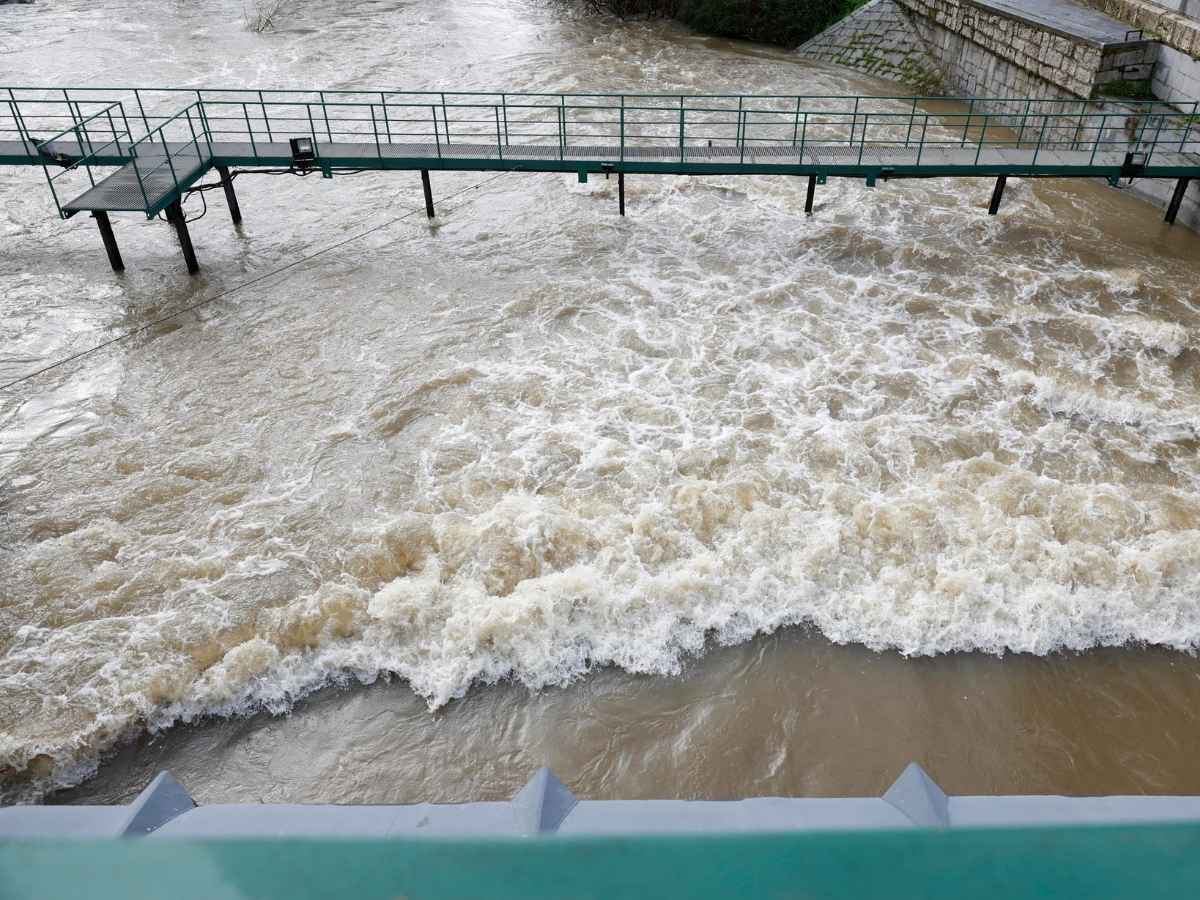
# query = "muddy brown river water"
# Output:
<box><xmin>2</xmin><ymin>0</ymin><xmax>1199</xmax><ymax>805</ymax></box>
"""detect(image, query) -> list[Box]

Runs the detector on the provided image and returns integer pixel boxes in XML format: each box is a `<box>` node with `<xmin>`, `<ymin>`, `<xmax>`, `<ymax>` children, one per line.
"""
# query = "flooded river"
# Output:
<box><xmin>2</xmin><ymin>0</ymin><xmax>1200</xmax><ymax>805</ymax></box>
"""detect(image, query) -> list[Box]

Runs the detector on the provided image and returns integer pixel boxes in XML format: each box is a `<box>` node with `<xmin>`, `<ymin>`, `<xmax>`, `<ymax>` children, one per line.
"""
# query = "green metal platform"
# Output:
<box><xmin>4</xmin><ymin>86</ymin><xmax>1200</xmax><ymax>272</ymax></box>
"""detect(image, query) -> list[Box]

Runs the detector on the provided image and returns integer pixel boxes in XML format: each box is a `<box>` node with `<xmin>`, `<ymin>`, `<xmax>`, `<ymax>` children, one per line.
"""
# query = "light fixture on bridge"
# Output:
<box><xmin>289</xmin><ymin>136</ymin><xmax>316</xmax><ymax>169</ymax></box>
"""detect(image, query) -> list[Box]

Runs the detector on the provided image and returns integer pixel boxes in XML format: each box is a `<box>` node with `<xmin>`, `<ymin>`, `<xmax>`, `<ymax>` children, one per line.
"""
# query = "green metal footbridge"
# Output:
<box><xmin>4</xmin><ymin>86</ymin><xmax>1200</xmax><ymax>273</ymax></box>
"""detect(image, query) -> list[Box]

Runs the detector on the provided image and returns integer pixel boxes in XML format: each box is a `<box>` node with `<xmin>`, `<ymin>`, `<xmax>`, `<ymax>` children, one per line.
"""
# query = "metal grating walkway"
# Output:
<box><xmin>63</xmin><ymin>146</ymin><xmax>210</xmax><ymax>213</ymax></box>
<box><xmin>4</xmin><ymin>84</ymin><xmax>1200</xmax><ymax>273</ymax></box>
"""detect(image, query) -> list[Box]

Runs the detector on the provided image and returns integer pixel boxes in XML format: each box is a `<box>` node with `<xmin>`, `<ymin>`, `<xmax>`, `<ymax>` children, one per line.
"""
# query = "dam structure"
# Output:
<box><xmin>4</xmin><ymin>84</ymin><xmax>1200</xmax><ymax>273</ymax></box>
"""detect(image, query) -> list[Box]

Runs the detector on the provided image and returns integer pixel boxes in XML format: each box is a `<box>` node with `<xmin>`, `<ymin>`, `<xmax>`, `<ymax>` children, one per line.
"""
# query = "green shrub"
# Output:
<box><xmin>676</xmin><ymin>0</ymin><xmax>846</xmax><ymax>47</ymax></box>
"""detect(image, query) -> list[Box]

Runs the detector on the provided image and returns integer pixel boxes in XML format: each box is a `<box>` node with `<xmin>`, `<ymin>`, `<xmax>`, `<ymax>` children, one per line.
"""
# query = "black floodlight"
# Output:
<box><xmin>289</xmin><ymin>136</ymin><xmax>316</xmax><ymax>168</ymax></box>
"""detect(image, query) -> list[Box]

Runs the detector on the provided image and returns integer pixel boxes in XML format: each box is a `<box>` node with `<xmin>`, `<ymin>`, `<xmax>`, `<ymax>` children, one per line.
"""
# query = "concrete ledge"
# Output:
<box><xmin>4</xmin><ymin>764</ymin><xmax>1200</xmax><ymax>839</ymax></box>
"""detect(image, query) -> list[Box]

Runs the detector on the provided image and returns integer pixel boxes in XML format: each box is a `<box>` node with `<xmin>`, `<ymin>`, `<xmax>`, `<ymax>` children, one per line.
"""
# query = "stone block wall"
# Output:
<box><xmin>797</xmin><ymin>0</ymin><xmax>945</xmax><ymax>92</ymax></box>
<box><xmin>903</xmin><ymin>0</ymin><xmax>1109</xmax><ymax>96</ymax></box>
<box><xmin>1079</xmin><ymin>0</ymin><xmax>1200</xmax><ymax>53</ymax></box>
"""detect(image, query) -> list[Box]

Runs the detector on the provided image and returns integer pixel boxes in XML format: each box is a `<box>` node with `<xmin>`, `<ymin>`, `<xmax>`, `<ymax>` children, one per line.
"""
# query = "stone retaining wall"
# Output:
<box><xmin>796</xmin><ymin>0</ymin><xmax>945</xmax><ymax>92</ymax></box>
<box><xmin>799</xmin><ymin>0</ymin><xmax>1200</xmax><ymax>228</ymax></box>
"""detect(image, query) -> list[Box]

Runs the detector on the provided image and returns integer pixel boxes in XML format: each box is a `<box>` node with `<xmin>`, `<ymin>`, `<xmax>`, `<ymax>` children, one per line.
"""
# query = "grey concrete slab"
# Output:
<box><xmin>969</xmin><ymin>0</ymin><xmax>1150</xmax><ymax>47</ymax></box>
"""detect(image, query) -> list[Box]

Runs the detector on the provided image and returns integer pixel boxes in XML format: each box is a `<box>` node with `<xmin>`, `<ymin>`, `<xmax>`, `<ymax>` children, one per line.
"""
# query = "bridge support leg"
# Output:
<box><xmin>1165</xmin><ymin>177</ymin><xmax>1190</xmax><ymax>225</ymax></box>
<box><xmin>805</xmin><ymin>175</ymin><xmax>816</xmax><ymax>215</ymax></box>
<box><xmin>93</xmin><ymin>211</ymin><xmax>124</xmax><ymax>272</ymax></box>
<box><xmin>988</xmin><ymin>176</ymin><xmax>1007</xmax><ymax>215</ymax></box>
<box><xmin>618</xmin><ymin>172</ymin><xmax>625</xmax><ymax>216</ymax></box>
<box><xmin>217</xmin><ymin>165</ymin><xmax>241</xmax><ymax>225</ymax></box>
<box><xmin>165</xmin><ymin>200</ymin><xmax>200</xmax><ymax>275</ymax></box>
<box><xmin>421</xmin><ymin>169</ymin><xmax>435</xmax><ymax>219</ymax></box>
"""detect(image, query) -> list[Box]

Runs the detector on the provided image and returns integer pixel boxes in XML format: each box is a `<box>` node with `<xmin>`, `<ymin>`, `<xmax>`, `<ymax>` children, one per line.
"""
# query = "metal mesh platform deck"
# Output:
<box><xmin>63</xmin><ymin>146</ymin><xmax>210</xmax><ymax>213</ymax></box>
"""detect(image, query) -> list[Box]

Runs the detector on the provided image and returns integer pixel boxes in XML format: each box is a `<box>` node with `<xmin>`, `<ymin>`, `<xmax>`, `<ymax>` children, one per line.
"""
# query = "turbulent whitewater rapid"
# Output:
<box><xmin>2</xmin><ymin>0</ymin><xmax>1200</xmax><ymax>803</ymax></box>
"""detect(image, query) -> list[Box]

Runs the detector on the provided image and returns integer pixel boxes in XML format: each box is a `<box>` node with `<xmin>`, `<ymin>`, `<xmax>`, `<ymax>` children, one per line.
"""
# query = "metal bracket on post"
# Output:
<box><xmin>93</xmin><ymin>211</ymin><xmax>124</xmax><ymax>272</ymax></box>
<box><xmin>216</xmin><ymin>165</ymin><xmax>241</xmax><ymax>225</ymax></box>
<box><xmin>988</xmin><ymin>175</ymin><xmax>1008</xmax><ymax>215</ymax></box>
<box><xmin>165</xmin><ymin>199</ymin><xmax>199</xmax><ymax>275</ymax></box>
<box><xmin>421</xmin><ymin>169</ymin><xmax>435</xmax><ymax>219</ymax></box>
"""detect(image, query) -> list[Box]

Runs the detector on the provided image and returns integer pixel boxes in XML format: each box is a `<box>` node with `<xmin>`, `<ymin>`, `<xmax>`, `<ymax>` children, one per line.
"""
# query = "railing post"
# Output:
<box><xmin>736</xmin><ymin>96</ymin><xmax>744</xmax><ymax>152</ymax></box>
<box><xmin>857</xmin><ymin>112</ymin><xmax>868</xmax><ymax>165</ymax></box>
<box><xmin>1031</xmin><ymin>111</ymin><xmax>1050</xmax><ymax>167</ymax></box>
<box><xmin>905</xmin><ymin>97</ymin><xmax>916</xmax><ymax>148</ymax></box>
<box><xmin>306</xmin><ymin>103</ymin><xmax>318</xmax><ymax>145</ymax></box>
<box><xmin>1148</xmin><ymin>105</ymin><xmax>1168</xmax><ymax>165</ymax></box>
<box><xmin>105</xmin><ymin>108</ymin><xmax>119</xmax><ymax>156</ymax></box>
<box><xmin>679</xmin><ymin>95</ymin><xmax>685</xmax><ymax>163</ymax></box>
<box><xmin>118</xmin><ymin>105</ymin><xmax>135</xmax><ymax>156</ymax></box>
<box><xmin>799</xmin><ymin>111</ymin><xmax>807</xmax><ymax>159</ymax></box>
<box><xmin>380</xmin><ymin>92</ymin><xmax>392</xmax><ymax>144</ymax></box>
<box><xmin>1180</xmin><ymin>101</ymin><xmax>1198</xmax><ymax>152</ymax></box>
<box><xmin>962</xmin><ymin>98</ymin><xmax>974</xmax><ymax>147</ymax></box>
<box><xmin>430</xmin><ymin>105</ymin><xmax>442</xmax><ymax>159</ymax></box>
<box><xmin>1017</xmin><ymin>99</ymin><xmax>1031</xmax><ymax>147</ymax></box>
<box><xmin>1089</xmin><ymin>113</ymin><xmax>1107</xmax><ymax>165</ymax></box>
<box><xmin>620</xmin><ymin>95</ymin><xmax>625</xmax><ymax>163</ymax></box>
<box><xmin>134</xmin><ymin>89</ymin><xmax>150</xmax><ymax>137</ymax></box>
<box><xmin>370</xmin><ymin>103</ymin><xmax>382</xmax><ymax>160</ymax></box>
<box><xmin>494</xmin><ymin>105</ymin><xmax>504</xmax><ymax>159</ymax></box>
<box><xmin>441</xmin><ymin>92</ymin><xmax>451</xmax><ymax>144</ymax></box>
<box><xmin>73</xmin><ymin>123</ymin><xmax>96</xmax><ymax>187</ymax></box>
<box><xmin>917</xmin><ymin>114</ymin><xmax>929</xmax><ymax>165</ymax></box>
<box><xmin>258</xmin><ymin>90</ymin><xmax>273</xmax><ymax>143</ymax></box>
<box><xmin>185</xmin><ymin>107</ymin><xmax>200</xmax><ymax>160</ymax></box>
<box><xmin>739</xmin><ymin>109</ymin><xmax>747</xmax><ymax>164</ymax></box>
<box><xmin>243</xmin><ymin>103</ymin><xmax>258</xmax><ymax>157</ymax></box>
<box><xmin>6</xmin><ymin>89</ymin><xmax>25</xmax><ymax>147</ymax></box>
<box><xmin>792</xmin><ymin>96</ymin><xmax>802</xmax><ymax>147</ymax></box>
<box><xmin>319</xmin><ymin>90</ymin><xmax>332</xmax><ymax>142</ymax></box>
<box><xmin>975</xmin><ymin>113</ymin><xmax>988</xmax><ymax>164</ymax></box>
<box><xmin>163</xmin><ymin>134</ymin><xmax>180</xmax><ymax>191</ymax></box>
<box><xmin>560</xmin><ymin>95</ymin><xmax>567</xmax><ymax>157</ymax></box>
<box><xmin>132</xmin><ymin>155</ymin><xmax>151</xmax><ymax>212</ymax></box>
<box><xmin>197</xmin><ymin>103</ymin><xmax>215</xmax><ymax>159</ymax></box>
<box><xmin>851</xmin><ymin>96</ymin><xmax>860</xmax><ymax>147</ymax></box>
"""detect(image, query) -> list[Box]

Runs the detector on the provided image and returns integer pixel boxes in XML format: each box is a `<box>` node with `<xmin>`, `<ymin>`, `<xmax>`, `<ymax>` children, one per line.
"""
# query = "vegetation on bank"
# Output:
<box><xmin>569</xmin><ymin>0</ymin><xmax>868</xmax><ymax>48</ymax></box>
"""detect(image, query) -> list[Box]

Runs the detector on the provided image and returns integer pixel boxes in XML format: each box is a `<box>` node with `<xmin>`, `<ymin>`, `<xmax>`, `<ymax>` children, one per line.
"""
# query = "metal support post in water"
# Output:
<box><xmin>165</xmin><ymin>200</ymin><xmax>200</xmax><ymax>275</ymax></box>
<box><xmin>421</xmin><ymin>169</ymin><xmax>435</xmax><ymax>219</ymax></box>
<box><xmin>805</xmin><ymin>175</ymin><xmax>816</xmax><ymax>215</ymax></box>
<box><xmin>618</xmin><ymin>172</ymin><xmax>625</xmax><ymax>216</ymax></box>
<box><xmin>988</xmin><ymin>176</ymin><xmax>1007</xmax><ymax>216</ymax></box>
<box><xmin>216</xmin><ymin>165</ymin><xmax>241</xmax><ymax>225</ymax></box>
<box><xmin>93</xmin><ymin>211</ymin><xmax>123</xmax><ymax>272</ymax></box>
<box><xmin>1165</xmin><ymin>177</ymin><xmax>1191</xmax><ymax>225</ymax></box>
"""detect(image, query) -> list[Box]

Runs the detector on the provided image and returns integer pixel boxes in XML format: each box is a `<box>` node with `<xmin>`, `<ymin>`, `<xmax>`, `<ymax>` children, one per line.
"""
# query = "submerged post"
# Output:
<box><xmin>805</xmin><ymin>174</ymin><xmax>816</xmax><ymax>215</ymax></box>
<box><xmin>165</xmin><ymin>200</ymin><xmax>199</xmax><ymax>275</ymax></box>
<box><xmin>618</xmin><ymin>172</ymin><xmax>625</xmax><ymax>216</ymax></box>
<box><xmin>988</xmin><ymin>175</ymin><xmax>1007</xmax><ymax>215</ymax></box>
<box><xmin>1165</xmin><ymin>177</ymin><xmax>1190</xmax><ymax>225</ymax></box>
<box><xmin>216</xmin><ymin>165</ymin><xmax>241</xmax><ymax>225</ymax></box>
<box><xmin>421</xmin><ymin>169</ymin><xmax>435</xmax><ymax>219</ymax></box>
<box><xmin>93</xmin><ymin>211</ymin><xmax>123</xmax><ymax>272</ymax></box>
